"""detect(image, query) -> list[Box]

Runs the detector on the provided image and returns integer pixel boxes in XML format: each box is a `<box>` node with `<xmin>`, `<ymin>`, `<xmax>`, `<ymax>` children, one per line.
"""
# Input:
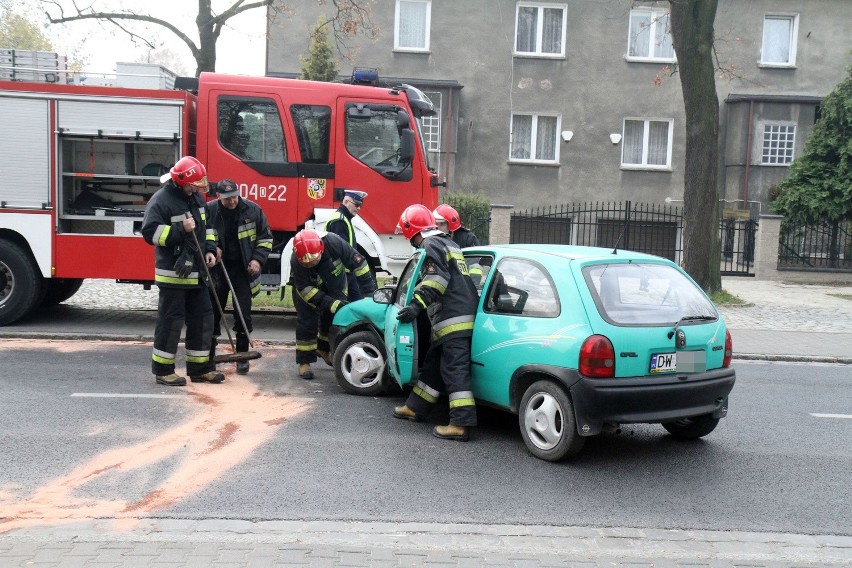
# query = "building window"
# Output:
<box><xmin>621</xmin><ymin>119</ymin><xmax>673</xmax><ymax>170</ymax></box>
<box><xmin>514</xmin><ymin>3</ymin><xmax>567</xmax><ymax>58</ymax></box>
<box><xmin>761</xmin><ymin>124</ymin><xmax>795</xmax><ymax>165</ymax></box>
<box><xmin>627</xmin><ymin>8</ymin><xmax>675</xmax><ymax>62</ymax></box>
<box><xmin>510</xmin><ymin>113</ymin><xmax>560</xmax><ymax>164</ymax></box>
<box><xmin>395</xmin><ymin>0</ymin><xmax>431</xmax><ymax>52</ymax></box>
<box><xmin>421</xmin><ymin>91</ymin><xmax>441</xmax><ymax>152</ymax></box>
<box><xmin>761</xmin><ymin>14</ymin><xmax>798</xmax><ymax>67</ymax></box>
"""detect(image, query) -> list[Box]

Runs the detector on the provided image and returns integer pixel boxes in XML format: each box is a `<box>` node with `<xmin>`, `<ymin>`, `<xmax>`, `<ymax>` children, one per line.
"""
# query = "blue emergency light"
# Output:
<box><xmin>352</xmin><ymin>68</ymin><xmax>379</xmax><ymax>85</ymax></box>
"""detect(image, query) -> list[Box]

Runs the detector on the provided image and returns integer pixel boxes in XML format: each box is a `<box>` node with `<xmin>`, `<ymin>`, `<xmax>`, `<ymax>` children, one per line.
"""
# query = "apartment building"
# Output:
<box><xmin>266</xmin><ymin>0</ymin><xmax>852</xmax><ymax>213</ymax></box>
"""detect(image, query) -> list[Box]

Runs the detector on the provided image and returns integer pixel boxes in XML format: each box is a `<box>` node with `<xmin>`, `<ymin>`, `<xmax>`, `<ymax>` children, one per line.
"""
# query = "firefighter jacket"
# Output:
<box><xmin>206</xmin><ymin>197</ymin><xmax>273</xmax><ymax>296</ymax></box>
<box><xmin>410</xmin><ymin>233</ymin><xmax>479</xmax><ymax>345</ymax></box>
<box><xmin>452</xmin><ymin>227</ymin><xmax>480</xmax><ymax>249</ymax></box>
<box><xmin>141</xmin><ymin>180</ymin><xmax>216</xmax><ymax>288</ymax></box>
<box><xmin>324</xmin><ymin>205</ymin><xmax>356</xmax><ymax>247</ymax></box>
<box><xmin>290</xmin><ymin>232</ymin><xmax>377</xmax><ymax>314</ymax></box>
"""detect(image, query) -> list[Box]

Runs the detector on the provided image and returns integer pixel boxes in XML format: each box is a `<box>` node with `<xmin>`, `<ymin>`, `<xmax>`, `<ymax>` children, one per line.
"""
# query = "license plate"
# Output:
<box><xmin>649</xmin><ymin>351</ymin><xmax>707</xmax><ymax>373</ymax></box>
<box><xmin>650</xmin><ymin>352</ymin><xmax>676</xmax><ymax>373</ymax></box>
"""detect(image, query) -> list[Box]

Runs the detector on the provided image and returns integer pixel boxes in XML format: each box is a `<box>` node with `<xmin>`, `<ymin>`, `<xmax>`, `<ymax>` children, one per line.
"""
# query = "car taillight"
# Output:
<box><xmin>723</xmin><ymin>329</ymin><xmax>733</xmax><ymax>367</ymax></box>
<box><xmin>579</xmin><ymin>335</ymin><xmax>615</xmax><ymax>378</ymax></box>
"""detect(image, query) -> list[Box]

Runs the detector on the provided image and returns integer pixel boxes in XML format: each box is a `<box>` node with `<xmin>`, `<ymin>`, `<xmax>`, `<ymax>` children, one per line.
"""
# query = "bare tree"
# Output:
<box><xmin>42</xmin><ymin>0</ymin><xmax>376</xmax><ymax>77</ymax></box>
<box><xmin>667</xmin><ymin>0</ymin><xmax>721</xmax><ymax>292</ymax></box>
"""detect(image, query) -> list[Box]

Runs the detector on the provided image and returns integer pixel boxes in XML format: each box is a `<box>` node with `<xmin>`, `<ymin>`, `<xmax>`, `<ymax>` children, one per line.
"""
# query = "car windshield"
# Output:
<box><xmin>583</xmin><ymin>262</ymin><xmax>717</xmax><ymax>326</ymax></box>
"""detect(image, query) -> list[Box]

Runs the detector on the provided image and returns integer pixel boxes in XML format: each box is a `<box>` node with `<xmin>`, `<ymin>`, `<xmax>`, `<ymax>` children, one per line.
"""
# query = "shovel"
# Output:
<box><xmin>187</xmin><ymin>216</ymin><xmax>262</xmax><ymax>363</ymax></box>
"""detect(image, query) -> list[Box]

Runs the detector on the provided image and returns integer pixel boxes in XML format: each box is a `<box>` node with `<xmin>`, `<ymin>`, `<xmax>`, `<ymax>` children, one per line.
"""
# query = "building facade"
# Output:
<box><xmin>265</xmin><ymin>0</ymin><xmax>852</xmax><ymax>214</ymax></box>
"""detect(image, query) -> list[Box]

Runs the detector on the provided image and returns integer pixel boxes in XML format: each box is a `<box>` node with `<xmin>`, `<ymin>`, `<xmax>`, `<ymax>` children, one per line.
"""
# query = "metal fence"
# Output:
<box><xmin>509</xmin><ymin>201</ymin><xmax>683</xmax><ymax>261</ymax></box>
<box><xmin>508</xmin><ymin>200</ymin><xmax>763</xmax><ymax>276</ymax></box>
<box><xmin>778</xmin><ymin>220</ymin><xmax>852</xmax><ymax>270</ymax></box>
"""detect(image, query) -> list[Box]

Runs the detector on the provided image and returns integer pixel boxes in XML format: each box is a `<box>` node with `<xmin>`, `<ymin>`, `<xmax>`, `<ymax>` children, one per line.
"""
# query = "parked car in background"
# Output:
<box><xmin>329</xmin><ymin>244</ymin><xmax>736</xmax><ymax>462</ymax></box>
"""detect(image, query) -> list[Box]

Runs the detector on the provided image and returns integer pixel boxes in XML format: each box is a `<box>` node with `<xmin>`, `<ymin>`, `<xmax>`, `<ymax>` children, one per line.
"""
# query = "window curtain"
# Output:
<box><xmin>511</xmin><ymin>115</ymin><xmax>532</xmax><ymax>160</ymax></box>
<box><xmin>399</xmin><ymin>1</ymin><xmax>427</xmax><ymax>49</ymax></box>
<box><xmin>535</xmin><ymin>116</ymin><xmax>557</xmax><ymax>160</ymax></box>
<box><xmin>762</xmin><ymin>17</ymin><xmax>791</xmax><ymax>63</ymax></box>
<box><xmin>623</xmin><ymin>120</ymin><xmax>644</xmax><ymax>164</ymax></box>
<box><xmin>647</xmin><ymin>121</ymin><xmax>669</xmax><ymax>166</ymax></box>
<box><xmin>628</xmin><ymin>12</ymin><xmax>651</xmax><ymax>58</ymax></box>
<box><xmin>542</xmin><ymin>8</ymin><xmax>563</xmax><ymax>54</ymax></box>
<box><xmin>654</xmin><ymin>13</ymin><xmax>674</xmax><ymax>59</ymax></box>
<box><xmin>516</xmin><ymin>6</ymin><xmax>537</xmax><ymax>52</ymax></box>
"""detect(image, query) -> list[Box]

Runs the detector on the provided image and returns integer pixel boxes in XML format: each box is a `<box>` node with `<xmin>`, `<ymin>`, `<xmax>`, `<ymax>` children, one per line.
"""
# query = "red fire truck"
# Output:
<box><xmin>0</xmin><ymin>72</ymin><xmax>441</xmax><ymax>325</ymax></box>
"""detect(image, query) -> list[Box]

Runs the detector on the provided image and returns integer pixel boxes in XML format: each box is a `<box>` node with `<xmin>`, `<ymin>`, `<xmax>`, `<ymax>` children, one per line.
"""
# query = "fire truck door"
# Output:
<box><xmin>203</xmin><ymin>93</ymin><xmax>300</xmax><ymax>232</ymax></box>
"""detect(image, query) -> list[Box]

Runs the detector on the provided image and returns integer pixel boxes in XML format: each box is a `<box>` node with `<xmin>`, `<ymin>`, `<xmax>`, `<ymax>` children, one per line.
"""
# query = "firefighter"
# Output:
<box><xmin>291</xmin><ymin>229</ymin><xmax>377</xmax><ymax>380</ymax></box>
<box><xmin>323</xmin><ymin>190</ymin><xmax>369</xmax><ymax>301</ymax></box>
<box><xmin>393</xmin><ymin>204</ymin><xmax>479</xmax><ymax>441</ymax></box>
<box><xmin>140</xmin><ymin>156</ymin><xmax>224</xmax><ymax>386</ymax></box>
<box><xmin>433</xmin><ymin>203</ymin><xmax>483</xmax><ymax>286</ymax></box>
<box><xmin>206</xmin><ymin>179</ymin><xmax>273</xmax><ymax>374</ymax></box>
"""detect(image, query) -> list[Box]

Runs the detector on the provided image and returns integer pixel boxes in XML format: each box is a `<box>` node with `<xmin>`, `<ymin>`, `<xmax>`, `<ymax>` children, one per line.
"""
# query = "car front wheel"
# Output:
<box><xmin>519</xmin><ymin>380</ymin><xmax>585</xmax><ymax>462</ymax></box>
<box><xmin>333</xmin><ymin>330</ymin><xmax>388</xmax><ymax>396</ymax></box>
<box><xmin>662</xmin><ymin>414</ymin><xmax>720</xmax><ymax>439</ymax></box>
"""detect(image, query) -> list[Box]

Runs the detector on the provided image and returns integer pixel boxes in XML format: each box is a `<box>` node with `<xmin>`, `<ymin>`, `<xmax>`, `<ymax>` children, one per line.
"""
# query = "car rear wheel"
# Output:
<box><xmin>333</xmin><ymin>330</ymin><xmax>388</xmax><ymax>396</ymax></box>
<box><xmin>662</xmin><ymin>414</ymin><xmax>720</xmax><ymax>439</ymax></box>
<box><xmin>519</xmin><ymin>380</ymin><xmax>585</xmax><ymax>462</ymax></box>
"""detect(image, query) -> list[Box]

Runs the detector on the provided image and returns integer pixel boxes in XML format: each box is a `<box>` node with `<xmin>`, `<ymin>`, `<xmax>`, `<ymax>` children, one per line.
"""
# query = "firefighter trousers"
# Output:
<box><xmin>405</xmin><ymin>335</ymin><xmax>477</xmax><ymax>427</ymax></box>
<box><xmin>151</xmin><ymin>286</ymin><xmax>214</xmax><ymax>377</ymax></box>
<box><xmin>293</xmin><ymin>288</ymin><xmax>334</xmax><ymax>364</ymax></box>
<box><xmin>212</xmin><ymin>260</ymin><xmax>253</xmax><ymax>339</ymax></box>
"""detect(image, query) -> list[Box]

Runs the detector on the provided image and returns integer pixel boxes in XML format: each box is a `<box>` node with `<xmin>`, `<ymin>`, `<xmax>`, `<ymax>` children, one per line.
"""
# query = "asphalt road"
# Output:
<box><xmin>1</xmin><ymin>339</ymin><xmax>850</xmax><ymax>537</ymax></box>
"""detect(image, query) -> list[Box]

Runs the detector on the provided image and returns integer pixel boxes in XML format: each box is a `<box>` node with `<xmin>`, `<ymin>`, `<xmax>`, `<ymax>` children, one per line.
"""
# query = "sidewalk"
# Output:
<box><xmin>2</xmin><ymin>277</ymin><xmax>850</xmax><ymax>363</ymax></box>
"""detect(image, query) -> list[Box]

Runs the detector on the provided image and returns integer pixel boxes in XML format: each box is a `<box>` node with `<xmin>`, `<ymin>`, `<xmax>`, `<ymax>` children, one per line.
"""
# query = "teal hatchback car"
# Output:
<box><xmin>329</xmin><ymin>244</ymin><xmax>735</xmax><ymax>462</ymax></box>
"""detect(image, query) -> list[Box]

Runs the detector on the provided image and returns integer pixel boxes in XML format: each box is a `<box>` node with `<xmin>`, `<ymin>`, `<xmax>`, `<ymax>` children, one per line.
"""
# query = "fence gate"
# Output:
<box><xmin>720</xmin><ymin>211</ymin><xmax>758</xmax><ymax>276</ymax></box>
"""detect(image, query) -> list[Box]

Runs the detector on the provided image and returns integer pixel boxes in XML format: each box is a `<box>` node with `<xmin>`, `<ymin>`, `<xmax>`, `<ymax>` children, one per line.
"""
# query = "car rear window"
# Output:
<box><xmin>583</xmin><ymin>262</ymin><xmax>717</xmax><ymax>326</ymax></box>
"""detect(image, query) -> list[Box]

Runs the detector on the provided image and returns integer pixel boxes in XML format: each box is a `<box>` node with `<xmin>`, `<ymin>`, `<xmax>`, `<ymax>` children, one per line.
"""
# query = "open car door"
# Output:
<box><xmin>384</xmin><ymin>252</ymin><xmax>424</xmax><ymax>388</ymax></box>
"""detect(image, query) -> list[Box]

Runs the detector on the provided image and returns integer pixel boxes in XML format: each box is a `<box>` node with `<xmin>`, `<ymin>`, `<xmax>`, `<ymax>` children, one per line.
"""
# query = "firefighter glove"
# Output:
<box><xmin>174</xmin><ymin>248</ymin><xmax>195</xmax><ymax>278</ymax></box>
<box><xmin>396</xmin><ymin>303</ymin><xmax>421</xmax><ymax>323</ymax></box>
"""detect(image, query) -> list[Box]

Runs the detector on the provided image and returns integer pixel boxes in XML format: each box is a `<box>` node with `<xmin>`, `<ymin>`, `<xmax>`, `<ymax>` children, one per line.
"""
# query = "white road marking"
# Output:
<box><xmin>810</xmin><ymin>413</ymin><xmax>852</xmax><ymax>419</ymax></box>
<box><xmin>71</xmin><ymin>393</ymin><xmax>185</xmax><ymax>399</ymax></box>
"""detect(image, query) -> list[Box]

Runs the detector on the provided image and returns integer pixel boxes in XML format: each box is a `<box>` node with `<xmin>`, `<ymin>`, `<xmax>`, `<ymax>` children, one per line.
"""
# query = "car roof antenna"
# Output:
<box><xmin>611</xmin><ymin>222</ymin><xmax>628</xmax><ymax>255</ymax></box>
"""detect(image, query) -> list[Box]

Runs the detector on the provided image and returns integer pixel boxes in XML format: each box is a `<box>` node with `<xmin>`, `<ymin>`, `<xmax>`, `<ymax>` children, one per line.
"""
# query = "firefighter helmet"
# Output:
<box><xmin>169</xmin><ymin>156</ymin><xmax>208</xmax><ymax>189</ymax></box>
<box><xmin>395</xmin><ymin>204</ymin><xmax>438</xmax><ymax>240</ymax></box>
<box><xmin>294</xmin><ymin>229</ymin><xmax>324</xmax><ymax>266</ymax></box>
<box><xmin>433</xmin><ymin>204</ymin><xmax>461</xmax><ymax>232</ymax></box>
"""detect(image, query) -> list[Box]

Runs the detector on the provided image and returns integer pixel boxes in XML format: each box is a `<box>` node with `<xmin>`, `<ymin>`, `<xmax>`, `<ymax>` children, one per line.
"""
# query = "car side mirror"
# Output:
<box><xmin>373</xmin><ymin>287</ymin><xmax>395</xmax><ymax>305</ymax></box>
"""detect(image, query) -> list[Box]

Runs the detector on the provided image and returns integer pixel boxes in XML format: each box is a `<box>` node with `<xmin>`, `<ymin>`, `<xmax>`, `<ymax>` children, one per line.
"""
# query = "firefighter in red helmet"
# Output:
<box><xmin>393</xmin><ymin>204</ymin><xmax>479</xmax><ymax>441</ymax></box>
<box><xmin>140</xmin><ymin>156</ymin><xmax>224</xmax><ymax>386</ymax></box>
<box><xmin>290</xmin><ymin>229</ymin><xmax>377</xmax><ymax>380</ymax></box>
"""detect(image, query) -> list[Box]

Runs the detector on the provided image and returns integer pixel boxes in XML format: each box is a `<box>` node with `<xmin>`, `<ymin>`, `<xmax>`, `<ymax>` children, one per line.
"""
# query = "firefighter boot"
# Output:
<box><xmin>433</xmin><ymin>424</ymin><xmax>470</xmax><ymax>442</ymax></box>
<box><xmin>298</xmin><ymin>364</ymin><xmax>314</xmax><ymax>380</ymax></box>
<box><xmin>316</xmin><ymin>349</ymin><xmax>333</xmax><ymax>366</ymax></box>
<box><xmin>392</xmin><ymin>405</ymin><xmax>423</xmax><ymax>422</ymax></box>
<box><xmin>235</xmin><ymin>333</ymin><xmax>250</xmax><ymax>375</ymax></box>
<box><xmin>190</xmin><ymin>371</ymin><xmax>226</xmax><ymax>384</ymax></box>
<box><xmin>156</xmin><ymin>373</ymin><xmax>187</xmax><ymax>387</ymax></box>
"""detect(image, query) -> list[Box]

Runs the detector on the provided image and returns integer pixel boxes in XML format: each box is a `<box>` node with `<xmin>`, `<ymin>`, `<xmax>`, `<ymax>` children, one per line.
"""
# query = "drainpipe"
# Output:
<box><xmin>741</xmin><ymin>100</ymin><xmax>754</xmax><ymax>205</ymax></box>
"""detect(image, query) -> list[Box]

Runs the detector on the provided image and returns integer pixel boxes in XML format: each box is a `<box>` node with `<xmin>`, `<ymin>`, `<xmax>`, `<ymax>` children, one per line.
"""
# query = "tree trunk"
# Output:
<box><xmin>195</xmin><ymin>0</ymin><xmax>217</xmax><ymax>75</ymax></box>
<box><xmin>669</xmin><ymin>0</ymin><xmax>722</xmax><ymax>292</ymax></box>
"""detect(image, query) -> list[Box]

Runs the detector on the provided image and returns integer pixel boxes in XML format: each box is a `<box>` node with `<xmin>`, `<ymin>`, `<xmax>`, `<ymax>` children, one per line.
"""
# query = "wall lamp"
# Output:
<box><xmin>561</xmin><ymin>130</ymin><xmax>573</xmax><ymax>142</ymax></box>
<box><xmin>609</xmin><ymin>133</ymin><xmax>622</xmax><ymax>145</ymax></box>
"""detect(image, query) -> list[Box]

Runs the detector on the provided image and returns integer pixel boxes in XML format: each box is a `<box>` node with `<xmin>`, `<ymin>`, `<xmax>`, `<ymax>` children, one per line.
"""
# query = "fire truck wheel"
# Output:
<box><xmin>40</xmin><ymin>278</ymin><xmax>84</xmax><ymax>308</ymax></box>
<box><xmin>0</xmin><ymin>239</ymin><xmax>44</xmax><ymax>326</ymax></box>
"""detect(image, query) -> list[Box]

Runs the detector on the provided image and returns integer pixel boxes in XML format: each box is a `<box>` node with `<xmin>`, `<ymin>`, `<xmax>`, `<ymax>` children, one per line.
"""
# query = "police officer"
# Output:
<box><xmin>324</xmin><ymin>190</ymin><xmax>369</xmax><ymax>301</ymax></box>
<box><xmin>140</xmin><ymin>156</ymin><xmax>224</xmax><ymax>386</ymax></box>
<box><xmin>291</xmin><ymin>229</ymin><xmax>377</xmax><ymax>380</ymax></box>
<box><xmin>206</xmin><ymin>179</ymin><xmax>273</xmax><ymax>374</ymax></box>
<box><xmin>393</xmin><ymin>204</ymin><xmax>479</xmax><ymax>441</ymax></box>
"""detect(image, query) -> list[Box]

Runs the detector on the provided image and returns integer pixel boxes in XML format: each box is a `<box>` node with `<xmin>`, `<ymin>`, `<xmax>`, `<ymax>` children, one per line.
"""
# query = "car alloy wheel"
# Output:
<box><xmin>333</xmin><ymin>330</ymin><xmax>388</xmax><ymax>396</ymax></box>
<box><xmin>519</xmin><ymin>380</ymin><xmax>585</xmax><ymax>462</ymax></box>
